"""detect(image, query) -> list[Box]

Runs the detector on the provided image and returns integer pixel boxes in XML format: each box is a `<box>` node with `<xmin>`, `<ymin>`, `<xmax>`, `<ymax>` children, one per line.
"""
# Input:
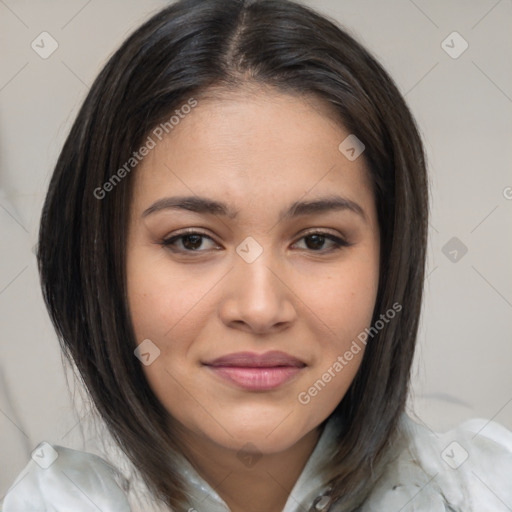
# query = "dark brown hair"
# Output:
<box><xmin>37</xmin><ymin>0</ymin><xmax>428</xmax><ymax>509</ymax></box>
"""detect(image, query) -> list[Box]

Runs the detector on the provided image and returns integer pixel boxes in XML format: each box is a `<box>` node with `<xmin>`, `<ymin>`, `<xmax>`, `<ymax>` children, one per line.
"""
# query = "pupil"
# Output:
<box><xmin>183</xmin><ymin>235</ymin><xmax>202</xmax><ymax>250</ymax></box>
<box><xmin>306</xmin><ymin>234</ymin><xmax>324</xmax><ymax>250</ymax></box>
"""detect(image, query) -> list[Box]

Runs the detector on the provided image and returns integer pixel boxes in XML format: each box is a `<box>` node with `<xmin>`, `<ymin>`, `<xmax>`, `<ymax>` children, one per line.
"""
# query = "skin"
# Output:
<box><xmin>126</xmin><ymin>85</ymin><xmax>380</xmax><ymax>512</ymax></box>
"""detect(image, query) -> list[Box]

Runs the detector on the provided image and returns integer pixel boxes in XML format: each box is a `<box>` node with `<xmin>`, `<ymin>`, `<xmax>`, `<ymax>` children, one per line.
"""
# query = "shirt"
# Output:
<box><xmin>2</xmin><ymin>412</ymin><xmax>512</xmax><ymax>511</ymax></box>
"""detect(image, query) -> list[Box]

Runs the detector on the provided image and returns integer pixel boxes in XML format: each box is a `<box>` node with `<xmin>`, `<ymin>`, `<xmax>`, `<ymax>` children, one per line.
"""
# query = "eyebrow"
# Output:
<box><xmin>142</xmin><ymin>194</ymin><xmax>367</xmax><ymax>223</ymax></box>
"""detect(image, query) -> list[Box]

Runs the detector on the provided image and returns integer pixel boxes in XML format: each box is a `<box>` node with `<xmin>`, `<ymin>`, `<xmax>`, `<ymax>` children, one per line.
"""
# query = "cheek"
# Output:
<box><xmin>292</xmin><ymin>251</ymin><xmax>378</xmax><ymax>415</ymax></box>
<box><xmin>126</xmin><ymin>254</ymin><xmax>209</xmax><ymax>415</ymax></box>
<box><xmin>298</xmin><ymin>255</ymin><xmax>379</xmax><ymax>343</ymax></box>
<box><xmin>127</xmin><ymin>253</ymin><xmax>212</xmax><ymax>343</ymax></box>
<box><xmin>294</xmin><ymin>270</ymin><xmax>377</xmax><ymax>419</ymax></box>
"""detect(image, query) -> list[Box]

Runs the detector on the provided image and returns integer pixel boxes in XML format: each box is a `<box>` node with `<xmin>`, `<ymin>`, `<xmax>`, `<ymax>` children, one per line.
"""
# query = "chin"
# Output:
<box><xmin>205</xmin><ymin>413</ymin><xmax>310</xmax><ymax>454</ymax></box>
<box><xmin>228</xmin><ymin>430</ymin><xmax>304</xmax><ymax>455</ymax></box>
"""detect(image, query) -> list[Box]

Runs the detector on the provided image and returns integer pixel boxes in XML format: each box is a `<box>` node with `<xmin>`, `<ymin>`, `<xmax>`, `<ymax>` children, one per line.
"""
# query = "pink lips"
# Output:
<box><xmin>203</xmin><ymin>351</ymin><xmax>306</xmax><ymax>391</ymax></box>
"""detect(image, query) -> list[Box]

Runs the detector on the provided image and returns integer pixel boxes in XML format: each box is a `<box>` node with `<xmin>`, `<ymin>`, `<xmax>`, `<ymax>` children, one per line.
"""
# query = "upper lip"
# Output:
<box><xmin>204</xmin><ymin>351</ymin><xmax>306</xmax><ymax>368</ymax></box>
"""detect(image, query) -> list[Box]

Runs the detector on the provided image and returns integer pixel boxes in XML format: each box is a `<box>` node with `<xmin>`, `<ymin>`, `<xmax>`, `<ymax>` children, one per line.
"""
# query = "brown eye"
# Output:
<box><xmin>293</xmin><ymin>232</ymin><xmax>350</xmax><ymax>252</ymax></box>
<box><xmin>160</xmin><ymin>231</ymin><xmax>219</xmax><ymax>253</ymax></box>
<box><xmin>303</xmin><ymin>233</ymin><xmax>331</xmax><ymax>251</ymax></box>
<box><xmin>176</xmin><ymin>234</ymin><xmax>206</xmax><ymax>251</ymax></box>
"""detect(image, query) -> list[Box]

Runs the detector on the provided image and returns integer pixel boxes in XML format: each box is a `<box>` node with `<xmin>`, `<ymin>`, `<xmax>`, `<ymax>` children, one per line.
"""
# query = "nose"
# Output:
<box><xmin>218</xmin><ymin>248</ymin><xmax>297</xmax><ymax>335</ymax></box>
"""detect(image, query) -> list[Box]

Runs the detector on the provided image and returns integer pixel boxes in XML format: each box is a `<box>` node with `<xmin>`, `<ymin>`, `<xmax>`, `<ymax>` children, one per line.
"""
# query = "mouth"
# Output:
<box><xmin>203</xmin><ymin>351</ymin><xmax>306</xmax><ymax>391</ymax></box>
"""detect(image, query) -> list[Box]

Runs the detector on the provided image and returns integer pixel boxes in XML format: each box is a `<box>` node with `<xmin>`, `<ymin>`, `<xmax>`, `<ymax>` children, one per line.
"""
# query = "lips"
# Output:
<box><xmin>203</xmin><ymin>351</ymin><xmax>306</xmax><ymax>391</ymax></box>
<box><xmin>204</xmin><ymin>350</ymin><xmax>306</xmax><ymax>368</ymax></box>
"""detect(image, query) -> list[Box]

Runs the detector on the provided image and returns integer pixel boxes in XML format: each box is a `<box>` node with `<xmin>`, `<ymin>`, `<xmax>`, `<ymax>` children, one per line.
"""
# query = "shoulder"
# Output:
<box><xmin>1</xmin><ymin>441</ymin><xmax>131</xmax><ymax>511</ymax></box>
<box><xmin>360</xmin><ymin>414</ymin><xmax>512</xmax><ymax>511</ymax></box>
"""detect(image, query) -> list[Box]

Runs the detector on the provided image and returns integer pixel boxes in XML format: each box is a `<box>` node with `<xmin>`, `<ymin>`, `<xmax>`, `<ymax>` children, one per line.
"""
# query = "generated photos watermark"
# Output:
<box><xmin>297</xmin><ymin>301</ymin><xmax>402</xmax><ymax>405</ymax></box>
<box><xmin>93</xmin><ymin>97</ymin><xmax>198</xmax><ymax>200</ymax></box>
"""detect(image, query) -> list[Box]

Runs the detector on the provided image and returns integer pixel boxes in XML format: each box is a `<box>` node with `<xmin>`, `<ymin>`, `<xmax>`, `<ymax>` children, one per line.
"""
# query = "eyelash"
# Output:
<box><xmin>158</xmin><ymin>229</ymin><xmax>351</xmax><ymax>255</ymax></box>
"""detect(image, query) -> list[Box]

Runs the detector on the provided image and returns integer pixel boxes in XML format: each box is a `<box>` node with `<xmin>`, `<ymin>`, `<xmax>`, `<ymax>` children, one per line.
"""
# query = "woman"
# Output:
<box><xmin>3</xmin><ymin>0</ymin><xmax>511</xmax><ymax>510</ymax></box>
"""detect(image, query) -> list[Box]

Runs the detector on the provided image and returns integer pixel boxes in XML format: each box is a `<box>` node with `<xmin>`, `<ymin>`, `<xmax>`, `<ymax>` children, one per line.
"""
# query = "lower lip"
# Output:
<box><xmin>206</xmin><ymin>366</ymin><xmax>303</xmax><ymax>391</ymax></box>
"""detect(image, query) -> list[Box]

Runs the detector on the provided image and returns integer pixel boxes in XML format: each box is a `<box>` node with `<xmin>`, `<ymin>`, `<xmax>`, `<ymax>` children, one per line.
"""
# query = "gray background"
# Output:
<box><xmin>1</xmin><ymin>0</ymin><xmax>511</xmax><ymax>498</ymax></box>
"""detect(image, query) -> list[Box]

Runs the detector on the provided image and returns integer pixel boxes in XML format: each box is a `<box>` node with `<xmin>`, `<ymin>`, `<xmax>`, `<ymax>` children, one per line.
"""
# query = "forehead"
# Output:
<box><xmin>130</xmin><ymin>86</ymin><xmax>374</xmax><ymax>218</ymax></box>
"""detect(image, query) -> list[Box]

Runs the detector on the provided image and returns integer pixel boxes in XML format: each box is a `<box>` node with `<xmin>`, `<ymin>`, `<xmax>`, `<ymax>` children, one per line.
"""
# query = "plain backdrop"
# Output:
<box><xmin>1</xmin><ymin>0</ymin><xmax>511</xmax><ymax>499</ymax></box>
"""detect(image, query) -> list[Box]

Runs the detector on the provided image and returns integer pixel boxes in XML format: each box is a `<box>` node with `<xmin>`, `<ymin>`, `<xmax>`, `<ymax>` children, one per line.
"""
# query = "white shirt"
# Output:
<box><xmin>2</xmin><ymin>413</ymin><xmax>512</xmax><ymax>511</ymax></box>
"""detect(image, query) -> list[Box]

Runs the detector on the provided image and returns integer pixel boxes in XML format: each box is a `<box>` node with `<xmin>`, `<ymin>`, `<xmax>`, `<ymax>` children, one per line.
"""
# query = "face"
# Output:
<box><xmin>126</xmin><ymin>87</ymin><xmax>380</xmax><ymax>456</ymax></box>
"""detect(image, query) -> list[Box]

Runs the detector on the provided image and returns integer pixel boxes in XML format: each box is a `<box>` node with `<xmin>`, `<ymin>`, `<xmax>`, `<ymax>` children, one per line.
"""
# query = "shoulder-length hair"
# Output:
<box><xmin>37</xmin><ymin>0</ymin><xmax>428</xmax><ymax>509</ymax></box>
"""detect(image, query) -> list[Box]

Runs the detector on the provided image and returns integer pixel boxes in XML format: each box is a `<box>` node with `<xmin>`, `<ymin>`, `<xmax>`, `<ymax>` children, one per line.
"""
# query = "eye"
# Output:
<box><xmin>293</xmin><ymin>230</ymin><xmax>351</xmax><ymax>252</ymax></box>
<box><xmin>159</xmin><ymin>229</ymin><xmax>219</xmax><ymax>253</ymax></box>
<box><xmin>158</xmin><ymin>229</ymin><xmax>351</xmax><ymax>254</ymax></box>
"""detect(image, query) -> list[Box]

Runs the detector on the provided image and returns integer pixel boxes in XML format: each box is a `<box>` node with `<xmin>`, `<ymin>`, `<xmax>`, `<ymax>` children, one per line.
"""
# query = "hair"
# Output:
<box><xmin>37</xmin><ymin>0</ymin><xmax>429</xmax><ymax>510</ymax></box>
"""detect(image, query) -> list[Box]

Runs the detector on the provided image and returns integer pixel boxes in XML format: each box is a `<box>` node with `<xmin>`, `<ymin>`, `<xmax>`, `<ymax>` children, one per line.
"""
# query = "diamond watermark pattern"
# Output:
<box><xmin>441</xmin><ymin>31</ymin><xmax>468</xmax><ymax>59</ymax></box>
<box><xmin>442</xmin><ymin>236</ymin><xmax>468</xmax><ymax>263</ymax></box>
<box><xmin>31</xmin><ymin>442</ymin><xmax>58</xmax><ymax>469</ymax></box>
<box><xmin>441</xmin><ymin>441</ymin><xmax>469</xmax><ymax>469</ymax></box>
<box><xmin>237</xmin><ymin>442</ymin><xmax>263</xmax><ymax>468</ymax></box>
<box><xmin>134</xmin><ymin>338</ymin><xmax>161</xmax><ymax>366</ymax></box>
<box><xmin>31</xmin><ymin>32</ymin><xmax>59</xmax><ymax>59</ymax></box>
<box><xmin>338</xmin><ymin>134</ymin><xmax>365</xmax><ymax>161</ymax></box>
<box><xmin>236</xmin><ymin>236</ymin><xmax>263</xmax><ymax>263</ymax></box>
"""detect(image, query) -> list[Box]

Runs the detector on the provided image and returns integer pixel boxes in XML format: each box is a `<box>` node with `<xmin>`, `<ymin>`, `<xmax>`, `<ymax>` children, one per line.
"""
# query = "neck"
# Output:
<box><xmin>179</xmin><ymin>425</ymin><xmax>325</xmax><ymax>512</ymax></box>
